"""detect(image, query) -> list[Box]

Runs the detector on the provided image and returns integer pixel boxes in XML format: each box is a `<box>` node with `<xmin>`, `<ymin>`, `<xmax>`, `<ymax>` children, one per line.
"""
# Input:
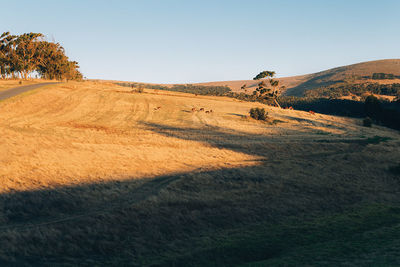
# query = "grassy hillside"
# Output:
<box><xmin>0</xmin><ymin>81</ymin><xmax>399</xmax><ymax>265</ymax></box>
<box><xmin>286</xmin><ymin>59</ymin><xmax>400</xmax><ymax>96</ymax></box>
<box><xmin>112</xmin><ymin>59</ymin><xmax>400</xmax><ymax>97</ymax></box>
<box><xmin>187</xmin><ymin>59</ymin><xmax>400</xmax><ymax>96</ymax></box>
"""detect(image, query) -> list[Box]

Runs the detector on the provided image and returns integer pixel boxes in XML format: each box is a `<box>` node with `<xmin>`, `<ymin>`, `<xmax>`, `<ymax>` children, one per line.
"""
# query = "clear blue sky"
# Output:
<box><xmin>2</xmin><ymin>0</ymin><xmax>400</xmax><ymax>83</ymax></box>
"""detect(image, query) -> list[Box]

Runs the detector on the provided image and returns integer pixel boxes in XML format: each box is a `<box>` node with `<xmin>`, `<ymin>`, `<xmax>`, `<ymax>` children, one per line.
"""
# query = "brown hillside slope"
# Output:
<box><xmin>196</xmin><ymin>74</ymin><xmax>310</xmax><ymax>93</ymax></box>
<box><xmin>285</xmin><ymin>59</ymin><xmax>400</xmax><ymax>96</ymax></box>
<box><xmin>195</xmin><ymin>59</ymin><xmax>400</xmax><ymax>96</ymax></box>
<box><xmin>113</xmin><ymin>59</ymin><xmax>400</xmax><ymax>97</ymax></box>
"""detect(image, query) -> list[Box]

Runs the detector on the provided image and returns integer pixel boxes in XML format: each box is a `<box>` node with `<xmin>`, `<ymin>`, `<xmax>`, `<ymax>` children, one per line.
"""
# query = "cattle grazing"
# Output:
<box><xmin>191</xmin><ymin>107</ymin><xmax>197</xmax><ymax>112</ymax></box>
<box><xmin>309</xmin><ymin>110</ymin><xmax>315</xmax><ymax>115</ymax></box>
<box><xmin>199</xmin><ymin>108</ymin><xmax>204</xmax><ymax>111</ymax></box>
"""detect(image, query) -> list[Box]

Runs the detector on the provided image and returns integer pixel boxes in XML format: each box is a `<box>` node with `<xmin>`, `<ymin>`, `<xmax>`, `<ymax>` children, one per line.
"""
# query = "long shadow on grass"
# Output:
<box><xmin>0</xmin><ymin>125</ymin><xmax>399</xmax><ymax>265</ymax></box>
<box><xmin>140</xmin><ymin>121</ymin><xmax>377</xmax><ymax>159</ymax></box>
<box><xmin>140</xmin><ymin>121</ymin><xmax>279</xmax><ymax>158</ymax></box>
<box><xmin>0</xmin><ymin>164</ymin><xmax>399</xmax><ymax>265</ymax></box>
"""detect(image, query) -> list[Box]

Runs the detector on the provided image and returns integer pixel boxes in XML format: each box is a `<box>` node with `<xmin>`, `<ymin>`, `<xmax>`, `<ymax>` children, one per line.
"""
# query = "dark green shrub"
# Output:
<box><xmin>389</xmin><ymin>164</ymin><xmax>400</xmax><ymax>176</ymax></box>
<box><xmin>372</xmin><ymin>73</ymin><xmax>396</xmax><ymax>80</ymax></box>
<box><xmin>363</xmin><ymin>117</ymin><xmax>372</xmax><ymax>127</ymax></box>
<box><xmin>365</xmin><ymin>95</ymin><xmax>382</xmax><ymax>118</ymax></box>
<box><xmin>249</xmin><ymin>107</ymin><xmax>267</xmax><ymax>120</ymax></box>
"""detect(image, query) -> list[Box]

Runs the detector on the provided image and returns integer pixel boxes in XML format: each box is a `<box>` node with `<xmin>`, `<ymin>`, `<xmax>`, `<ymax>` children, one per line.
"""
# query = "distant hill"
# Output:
<box><xmin>195</xmin><ymin>74</ymin><xmax>310</xmax><ymax>95</ymax></box>
<box><xmin>196</xmin><ymin>59</ymin><xmax>400</xmax><ymax>96</ymax></box>
<box><xmin>284</xmin><ymin>59</ymin><xmax>400</xmax><ymax>96</ymax></box>
<box><xmin>113</xmin><ymin>59</ymin><xmax>400</xmax><ymax>97</ymax></box>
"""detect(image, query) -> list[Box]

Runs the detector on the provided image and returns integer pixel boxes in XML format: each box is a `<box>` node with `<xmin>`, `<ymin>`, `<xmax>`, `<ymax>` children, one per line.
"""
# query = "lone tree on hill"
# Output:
<box><xmin>253</xmin><ymin>70</ymin><xmax>283</xmax><ymax>108</ymax></box>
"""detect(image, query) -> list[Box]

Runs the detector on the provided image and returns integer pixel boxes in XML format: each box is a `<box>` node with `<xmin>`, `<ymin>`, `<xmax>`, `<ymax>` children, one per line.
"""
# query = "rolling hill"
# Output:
<box><xmin>195</xmin><ymin>59</ymin><xmax>400</xmax><ymax>96</ymax></box>
<box><xmin>0</xmin><ymin>80</ymin><xmax>399</xmax><ymax>265</ymax></box>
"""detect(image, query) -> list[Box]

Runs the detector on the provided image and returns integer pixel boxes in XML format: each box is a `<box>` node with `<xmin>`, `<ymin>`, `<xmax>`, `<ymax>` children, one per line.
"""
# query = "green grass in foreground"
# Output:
<box><xmin>161</xmin><ymin>204</ymin><xmax>400</xmax><ymax>266</ymax></box>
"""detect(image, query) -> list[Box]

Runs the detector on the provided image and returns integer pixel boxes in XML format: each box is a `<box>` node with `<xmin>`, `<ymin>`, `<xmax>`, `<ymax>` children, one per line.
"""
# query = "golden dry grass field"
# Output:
<box><xmin>1</xmin><ymin>81</ymin><xmax>398</xmax><ymax>192</ymax></box>
<box><xmin>0</xmin><ymin>81</ymin><xmax>399</xmax><ymax>265</ymax></box>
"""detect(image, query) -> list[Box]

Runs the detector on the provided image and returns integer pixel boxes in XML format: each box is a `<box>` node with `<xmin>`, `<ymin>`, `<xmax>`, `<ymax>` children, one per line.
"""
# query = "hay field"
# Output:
<box><xmin>0</xmin><ymin>81</ymin><xmax>399</xmax><ymax>265</ymax></box>
<box><xmin>0</xmin><ymin>81</ymin><xmax>263</xmax><ymax>192</ymax></box>
<box><xmin>1</xmin><ymin>81</ymin><xmax>397</xmax><ymax>192</ymax></box>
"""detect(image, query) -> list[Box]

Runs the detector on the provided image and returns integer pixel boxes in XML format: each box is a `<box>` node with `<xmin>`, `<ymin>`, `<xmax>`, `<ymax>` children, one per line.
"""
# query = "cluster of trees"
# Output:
<box><xmin>305</xmin><ymin>82</ymin><xmax>400</xmax><ymax>98</ymax></box>
<box><xmin>364</xmin><ymin>95</ymin><xmax>400</xmax><ymax>130</ymax></box>
<box><xmin>279</xmin><ymin>95</ymin><xmax>400</xmax><ymax>130</ymax></box>
<box><xmin>279</xmin><ymin>96</ymin><xmax>366</xmax><ymax>117</ymax></box>
<box><xmin>0</xmin><ymin>32</ymin><xmax>82</xmax><ymax>80</ymax></box>
<box><xmin>117</xmin><ymin>82</ymin><xmax>231</xmax><ymax>96</ymax></box>
<box><xmin>225</xmin><ymin>91</ymin><xmax>259</xmax><ymax>102</ymax></box>
<box><xmin>371</xmin><ymin>73</ymin><xmax>398</xmax><ymax>80</ymax></box>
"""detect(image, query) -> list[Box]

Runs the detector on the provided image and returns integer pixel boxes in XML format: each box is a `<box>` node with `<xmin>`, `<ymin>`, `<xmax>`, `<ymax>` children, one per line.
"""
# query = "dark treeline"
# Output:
<box><xmin>227</xmin><ymin>92</ymin><xmax>367</xmax><ymax>117</ymax></box>
<box><xmin>280</xmin><ymin>96</ymin><xmax>366</xmax><ymax>117</ymax></box>
<box><xmin>117</xmin><ymin>82</ymin><xmax>231</xmax><ymax>96</ymax></box>
<box><xmin>0</xmin><ymin>32</ymin><xmax>82</xmax><ymax>80</ymax></box>
<box><xmin>371</xmin><ymin>73</ymin><xmax>399</xmax><ymax>80</ymax></box>
<box><xmin>280</xmin><ymin>96</ymin><xmax>400</xmax><ymax>130</ymax></box>
<box><xmin>364</xmin><ymin>95</ymin><xmax>400</xmax><ymax>130</ymax></box>
<box><xmin>305</xmin><ymin>83</ymin><xmax>400</xmax><ymax>98</ymax></box>
<box><xmin>226</xmin><ymin>92</ymin><xmax>400</xmax><ymax>130</ymax></box>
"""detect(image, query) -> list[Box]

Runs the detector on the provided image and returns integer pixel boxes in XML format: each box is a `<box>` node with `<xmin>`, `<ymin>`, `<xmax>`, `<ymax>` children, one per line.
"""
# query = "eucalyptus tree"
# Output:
<box><xmin>0</xmin><ymin>33</ymin><xmax>8</xmax><ymax>78</ymax></box>
<box><xmin>0</xmin><ymin>31</ymin><xmax>82</xmax><ymax>81</ymax></box>
<box><xmin>0</xmin><ymin>32</ymin><xmax>17</xmax><ymax>78</ymax></box>
<box><xmin>36</xmin><ymin>41</ymin><xmax>82</xmax><ymax>80</ymax></box>
<box><xmin>14</xmin><ymin>33</ymin><xmax>44</xmax><ymax>79</ymax></box>
<box><xmin>36</xmin><ymin>41</ymin><xmax>67</xmax><ymax>80</ymax></box>
<box><xmin>253</xmin><ymin>70</ymin><xmax>283</xmax><ymax>108</ymax></box>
